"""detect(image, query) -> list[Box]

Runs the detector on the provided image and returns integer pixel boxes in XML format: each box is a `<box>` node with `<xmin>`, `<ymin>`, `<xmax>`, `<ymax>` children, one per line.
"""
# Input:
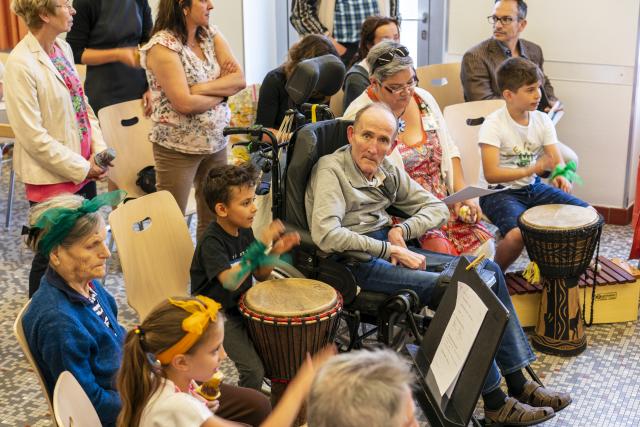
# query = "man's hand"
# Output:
<box><xmin>552</xmin><ymin>176</ymin><xmax>572</xmax><ymax>193</ymax></box>
<box><xmin>389</xmin><ymin>245</ymin><xmax>426</xmax><ymax>270</ymax></box>
<box><xmin>387</xmin><ymin>226</ymin><xmax>407</xmax><ymax>248</ymax></box>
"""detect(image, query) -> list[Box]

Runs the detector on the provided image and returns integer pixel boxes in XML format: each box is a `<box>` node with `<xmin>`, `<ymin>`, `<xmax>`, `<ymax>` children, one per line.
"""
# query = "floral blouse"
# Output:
<box><xmin>25</xmin><ymin>44</ymin><xmax>91</xmax><ymax>202</ymax></box>
<box><xmin>140</xmin><ymin>26</ymin><xmax>230</xmax><ymax>155</ymax></box>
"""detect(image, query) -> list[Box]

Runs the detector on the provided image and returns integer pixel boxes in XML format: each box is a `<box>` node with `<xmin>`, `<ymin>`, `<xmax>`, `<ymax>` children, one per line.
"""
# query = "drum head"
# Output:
<box><xmin>520</xmin><ymin>204</ymin><xmax>599</xmax><ymax>230</ymax></box>
<box><xmin>244</xmin><ymin>278</ymin><xmax>337</xmax><ymax>317</ymax></box>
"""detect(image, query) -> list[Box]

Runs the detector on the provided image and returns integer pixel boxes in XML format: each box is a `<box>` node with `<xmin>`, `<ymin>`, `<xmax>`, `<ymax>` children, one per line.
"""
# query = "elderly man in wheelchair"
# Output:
<box><xmin>301</xmin><ymin>102</ymin><xmax>571</xmax><ymax>426</ymax></box>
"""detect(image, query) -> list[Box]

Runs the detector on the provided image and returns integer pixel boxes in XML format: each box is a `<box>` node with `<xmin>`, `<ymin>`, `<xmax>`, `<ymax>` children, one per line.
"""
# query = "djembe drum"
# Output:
<box><xmin>518</xmin><ymin>204</ymin><xmax>603</xmax><ymax>356</ymax></box>
<box><xmin>239</xmin><ymin>278</ymin><xmax>342</xmax><ymax>422</ymax></box>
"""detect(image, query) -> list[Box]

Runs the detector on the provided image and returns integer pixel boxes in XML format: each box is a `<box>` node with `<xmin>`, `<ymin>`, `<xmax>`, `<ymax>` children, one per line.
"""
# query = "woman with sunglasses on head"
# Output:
<box><xmin>343</xmin><ymin>41</ymin><xmax>494</xmax><ymax>258</ymax></box>
<box><xmin>342</xmin><ymin>15</ymin><xmax>400</xmax><ymax>111</ymax></box>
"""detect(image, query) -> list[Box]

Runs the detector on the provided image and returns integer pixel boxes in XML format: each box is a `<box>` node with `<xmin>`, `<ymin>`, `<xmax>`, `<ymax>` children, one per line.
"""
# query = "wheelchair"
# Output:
<box><xmin>225</xmin><ymin>53</ymin><xmax>433</xmax><ymax>350</ymax></box>
<box><xmin>225</xmin><ymin>117</ymin><xmax>431</xmax><ymax>351</ymax></box>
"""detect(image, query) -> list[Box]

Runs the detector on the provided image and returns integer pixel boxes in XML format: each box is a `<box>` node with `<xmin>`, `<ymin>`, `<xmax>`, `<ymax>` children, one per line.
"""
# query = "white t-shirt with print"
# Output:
<box><xmin>478</xmin><ymin>106</ymin><xmax>558</xmax><ymax>189</ymax></box>
<box><xmin>140</xmin><ymin>378</ymin><xmax>212</xmax><ymax>427</ymax></box>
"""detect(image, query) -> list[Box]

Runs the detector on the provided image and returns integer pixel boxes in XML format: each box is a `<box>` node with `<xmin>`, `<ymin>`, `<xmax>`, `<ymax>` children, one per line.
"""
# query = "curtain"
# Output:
<box><xmin>0</xmin><ymin>0</ymin><xmax>28</xmax><ymax>50</ymax></box>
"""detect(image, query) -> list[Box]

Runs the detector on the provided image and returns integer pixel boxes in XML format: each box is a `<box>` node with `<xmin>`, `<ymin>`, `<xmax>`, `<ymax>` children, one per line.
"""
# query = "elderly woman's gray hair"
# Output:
<box><xmin>11</xmin><ymin>0</ymin><xmax>58</xmax><ymax>30</ymax></box>
<box><xmin>366</xmin><ymin>40</ymin><xmax>414</xmax><ymax>83</ymax></box>
<box><xmin>26</xmin><ymin>193</ymin><xmax>102</xmax><ymax>254</ymax></box>
<box><xmin>307</xmin><ymin>349</ymin><xmax>415</xmax><ymax>427</ymax></box>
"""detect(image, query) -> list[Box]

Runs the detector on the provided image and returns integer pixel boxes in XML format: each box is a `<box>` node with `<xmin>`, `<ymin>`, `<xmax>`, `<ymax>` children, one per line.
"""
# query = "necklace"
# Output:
<box><xmin>397</xmin><ymin>108</ymin><xmax>407</xmax><ymax>133</ymax></box>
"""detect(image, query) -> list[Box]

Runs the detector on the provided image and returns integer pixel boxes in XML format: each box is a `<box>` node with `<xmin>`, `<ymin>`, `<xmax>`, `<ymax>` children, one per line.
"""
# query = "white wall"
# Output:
<box><xmin>447</xmin><ymin>0</ymin><xmax>640</xmax><ymax>209</ymax></box>
<box><xmin>242</xmin><ymin>0</ymin><xmax>280</xmax><ymax>85</ymax></box>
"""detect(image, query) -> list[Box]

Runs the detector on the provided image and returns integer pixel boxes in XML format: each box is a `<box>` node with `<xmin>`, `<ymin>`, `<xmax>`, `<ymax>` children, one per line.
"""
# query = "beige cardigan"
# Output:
<box><xmin>4</xmin><ymin>33</ymin><xmax>106</xmax><ymax>185</ymax></box>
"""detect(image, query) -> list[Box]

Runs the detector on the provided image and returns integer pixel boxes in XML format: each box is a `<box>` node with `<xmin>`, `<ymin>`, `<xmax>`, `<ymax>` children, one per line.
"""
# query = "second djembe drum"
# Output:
<box><xmin>518</xmin><ymin>204</ymin><xmax>603</xmax><ymax>356</ymax></box>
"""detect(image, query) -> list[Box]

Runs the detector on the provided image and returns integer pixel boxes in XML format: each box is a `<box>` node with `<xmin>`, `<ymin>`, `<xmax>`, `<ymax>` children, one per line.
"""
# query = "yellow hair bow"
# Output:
<box><xmin>157</xmin><ymin>296</ymin><xmax>222</xmax><ymax>365</ymax></box>
<box><xmin>170</xmin><ymin>295</ymin><xmax>221</xmax><ymax>335</ymax></box>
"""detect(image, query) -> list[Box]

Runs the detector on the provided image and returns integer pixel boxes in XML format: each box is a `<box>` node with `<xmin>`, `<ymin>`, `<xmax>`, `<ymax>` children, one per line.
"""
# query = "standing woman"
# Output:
<box><xmin>66</xmin><ymin>0</ymin><xmax>153</xmax><ymax>116</ymax></box>
<box><xmin>5</xmin><ymin>0</ymin><xmax>110</xmax><ymax>297</ymax></box>
<box><xmin>141</xmin><ymin>0</ymin><xmax>245</xmax><ymax>238</ymax></box>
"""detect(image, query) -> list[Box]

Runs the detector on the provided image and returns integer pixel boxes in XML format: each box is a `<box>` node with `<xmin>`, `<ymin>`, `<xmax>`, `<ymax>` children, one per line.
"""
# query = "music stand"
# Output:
<box><xmin>408</xmin><ymin>256</ymin><xmax>509</xmax><ymax>427</ymax></box>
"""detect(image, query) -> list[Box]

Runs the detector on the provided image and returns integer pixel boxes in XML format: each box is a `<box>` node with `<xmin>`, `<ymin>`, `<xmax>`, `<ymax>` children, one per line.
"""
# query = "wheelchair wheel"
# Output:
<box><xmin>268</xmin><ymin>262</ymin><xmax>306</xmax><ymax>280</ymax></box>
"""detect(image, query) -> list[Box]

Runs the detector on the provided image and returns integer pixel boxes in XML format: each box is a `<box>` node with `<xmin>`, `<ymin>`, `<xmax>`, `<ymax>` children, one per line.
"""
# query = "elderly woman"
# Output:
<box><xmin>141</xmin><ymin>0</ymin><xmax>245</xmax><ymax>239</ymax></box>
<box><xmin>22</xmin><ymin>191</ymin><xmax>126</xmax><ymax>427</ymax></box>
<box><xmin>21</xmin><ymin>191</ymin><xmax>273</xmax><ymax>427</ymax></box>
<box><xmin>343</xmin><ymin>41</ymin><xmax>494</xmax><ymax>258</ymax></box>
<box><xmin>5</xmin><ymin>0</ymin><xmax>111</xmax><ymax>297</ymax></box>
<box><xmin>342</xmin><ymin>15</ymin><xmax>400</xmax><ymax>111</ymax></box>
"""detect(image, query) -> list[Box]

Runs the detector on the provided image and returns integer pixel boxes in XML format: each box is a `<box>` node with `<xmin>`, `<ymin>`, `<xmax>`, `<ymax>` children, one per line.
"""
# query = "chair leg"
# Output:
<box><xmin>5</xmin><ymin>166</ymin><xmax>15</xmax><ymax>229</ymax></box>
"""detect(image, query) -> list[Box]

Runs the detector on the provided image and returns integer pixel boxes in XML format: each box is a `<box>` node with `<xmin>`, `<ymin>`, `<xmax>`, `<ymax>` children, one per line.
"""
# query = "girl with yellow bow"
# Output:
<box><xmin>117</xmin><ymin>296</ymin><xmax>335</xmax><ymax>427</ymax></box>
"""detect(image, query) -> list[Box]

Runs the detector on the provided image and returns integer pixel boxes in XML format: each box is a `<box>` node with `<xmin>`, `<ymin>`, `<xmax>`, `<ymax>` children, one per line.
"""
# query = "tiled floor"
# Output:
<box><xmin>0</xmin><ymin>165</ymin><xmax>639</xmax><ymax>426</ymax></box>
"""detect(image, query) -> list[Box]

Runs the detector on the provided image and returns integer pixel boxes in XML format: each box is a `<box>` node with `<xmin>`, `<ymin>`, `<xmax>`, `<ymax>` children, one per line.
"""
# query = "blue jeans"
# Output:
<box><xmin>347</xmin><ymin>228</ymin><xmax>536</xmax><ymax>393</ymax></box>
<box><xmin>480</xmin><ymin>178</ymin><xmax>589</xmax><ymax>236</ymax></box>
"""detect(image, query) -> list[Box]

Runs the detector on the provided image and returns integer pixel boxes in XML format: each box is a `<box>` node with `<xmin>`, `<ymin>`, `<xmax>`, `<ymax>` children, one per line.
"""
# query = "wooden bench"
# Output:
<box><xmin>506</xmin><ymin>256</ymin><xmax>639</xmax><ymax>327</ymax></box>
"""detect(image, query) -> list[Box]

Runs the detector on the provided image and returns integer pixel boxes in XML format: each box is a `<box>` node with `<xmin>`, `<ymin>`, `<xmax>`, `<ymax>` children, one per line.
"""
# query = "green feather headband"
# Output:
<box><xmin>33</xmin><ymin>190</ymin><xmax>126</xmax><ymax>257</ymax></box>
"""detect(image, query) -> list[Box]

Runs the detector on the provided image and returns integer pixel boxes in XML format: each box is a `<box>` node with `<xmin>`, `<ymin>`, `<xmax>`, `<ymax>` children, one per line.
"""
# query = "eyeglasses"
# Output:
<box><xmin>372</xmin><ymin>46</ymin><xmax>410</xmax><ymax>72</ymax></box>
<box><xmin>486</xmin><ymin>15</ymin><xmax>519</xmax><ymax>25</ymax></box>
<box><xmin>55</xmin><ymin>0</ymin><xmax>74</xmax><ymax>10</ymax></box>
<box><xmin>381</xmin><ymin>76</ymin><xmax>418</xmax><ymax>95</ymax></box>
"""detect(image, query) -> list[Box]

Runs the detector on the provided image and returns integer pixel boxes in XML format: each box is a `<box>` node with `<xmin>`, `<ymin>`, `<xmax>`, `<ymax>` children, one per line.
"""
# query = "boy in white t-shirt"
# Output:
<box><xmin>478</xmin><ymin>57</ymin><xmax>589</xmax><ymax>271</ymax></box>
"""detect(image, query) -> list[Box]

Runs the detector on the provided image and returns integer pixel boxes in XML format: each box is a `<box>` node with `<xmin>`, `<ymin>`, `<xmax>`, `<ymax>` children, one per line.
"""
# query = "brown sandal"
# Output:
<box><xmin>485</xmin><ymin>397</ymin><xmax>555</xmax><ymax>426</ymax></box>
<box><xmin>514</xmin><ymin>381</ymin><xmax>572</xmax><ymax>412</ymax></box>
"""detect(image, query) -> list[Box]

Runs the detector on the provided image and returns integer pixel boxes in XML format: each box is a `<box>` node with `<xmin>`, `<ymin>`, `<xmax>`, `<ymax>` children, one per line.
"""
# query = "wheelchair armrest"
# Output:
<box><xmin>284</xmin><ymin>223</ymin><xmax>372</xmax><ymax>263</ymax></box>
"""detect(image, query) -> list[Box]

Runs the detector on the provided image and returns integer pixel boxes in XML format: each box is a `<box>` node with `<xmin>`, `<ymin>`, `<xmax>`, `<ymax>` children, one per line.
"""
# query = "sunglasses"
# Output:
<box><xmin>372</xmin><ymin>46</ymin><xmax>410</xmax><ymax>72</ymax></box>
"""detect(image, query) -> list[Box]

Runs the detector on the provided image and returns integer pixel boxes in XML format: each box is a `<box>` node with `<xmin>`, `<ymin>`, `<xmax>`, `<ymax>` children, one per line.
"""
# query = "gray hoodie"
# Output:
<box><xmin>305</xmin><ymin>145</ymin><xmax>450</xmax><ymax>260</ymax></box>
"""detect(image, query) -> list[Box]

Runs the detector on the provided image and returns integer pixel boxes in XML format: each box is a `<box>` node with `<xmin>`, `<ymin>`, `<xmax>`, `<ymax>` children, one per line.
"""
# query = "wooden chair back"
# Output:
<box><xmin>443</xmin><ymin>100</ymin><xmax>506</xmax><ymax>186</ymax></box>
<box><xmin>53</xmin><ymin>371</ymin><xmax>101</xmax><ymax>427</ymax></box>
<box><xmin>416</xmin><ymin>63</ymin><xmax>464</xmax><ymax>110</ymax></box>
<box><xmin>108</xmin><ymin>191</ymin><xmax>194</xmax><ymax>320</ymax></box>
<box><xmin>14</xmin><ymin>300</ymin><xmax>57</xmax><ymax>425</ymax></box>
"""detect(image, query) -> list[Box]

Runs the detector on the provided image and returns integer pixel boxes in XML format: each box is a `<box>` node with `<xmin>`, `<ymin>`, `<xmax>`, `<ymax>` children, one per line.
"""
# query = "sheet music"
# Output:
<box><xmin>430</xmin><ymin>281</ymin><xmax>488</xmax><ymax>399</ymax></box>
<box><xmin>443</xmin><ymin>185</ymin><xmax>509</xmax><ymax>205</ymax></box>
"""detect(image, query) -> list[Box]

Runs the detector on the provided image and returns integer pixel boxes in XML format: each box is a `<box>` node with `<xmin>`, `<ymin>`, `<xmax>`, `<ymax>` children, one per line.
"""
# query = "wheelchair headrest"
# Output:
<box><xmin>285</xmin><ymin>54</ymin><xmax>346</xmax><ymax>105</ymax></box>
<box><xmin>284</xmin><ymin>119</ymin><xmax>353</xmax><ymax>230</ymax></box>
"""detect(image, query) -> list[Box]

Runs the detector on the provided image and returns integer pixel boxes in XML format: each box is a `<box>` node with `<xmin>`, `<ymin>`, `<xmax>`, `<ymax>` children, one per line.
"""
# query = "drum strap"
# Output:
<box><xmin>583</xmin><ymin>228</ymin><xmax>602</xmax><ymax>327</ymax></box>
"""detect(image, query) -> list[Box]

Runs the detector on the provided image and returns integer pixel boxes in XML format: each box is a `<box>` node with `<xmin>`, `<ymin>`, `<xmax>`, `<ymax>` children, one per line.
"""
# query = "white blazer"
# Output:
<box><xmin>4</xmin><ymin>33</ymin><xmax>106</xmax><ymax>185</ymax></box>
<box><xmin>342</xmin><ymin>87</ymin><xmax>461</xmax><ymax>192</ymax></box>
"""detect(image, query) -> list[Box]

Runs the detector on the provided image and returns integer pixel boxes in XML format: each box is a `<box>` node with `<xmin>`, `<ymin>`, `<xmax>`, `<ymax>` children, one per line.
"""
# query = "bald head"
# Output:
<box><xmin>348</xmin><ymin>103</ymin><xmax>398</xmax><ymax>180</ymax></box>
